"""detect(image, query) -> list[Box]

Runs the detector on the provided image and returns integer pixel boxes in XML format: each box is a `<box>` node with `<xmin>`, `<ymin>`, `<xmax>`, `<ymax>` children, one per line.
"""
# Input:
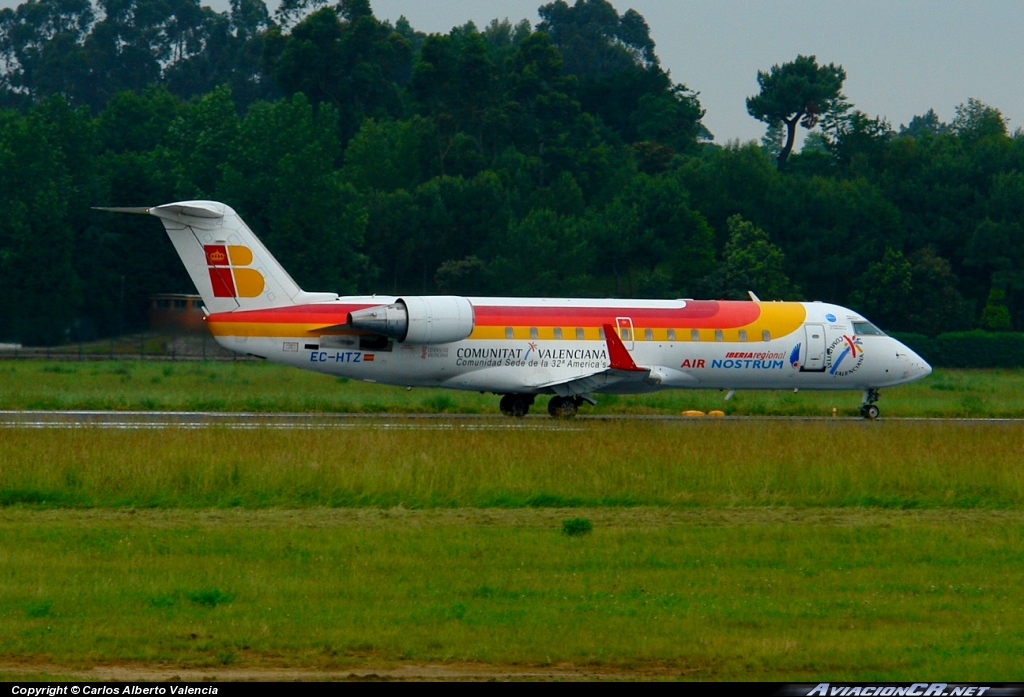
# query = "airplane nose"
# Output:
<box><xmin>901</xmin><ymin>348</ymin><xmax>931</xmax><ymax>381</ymax></box>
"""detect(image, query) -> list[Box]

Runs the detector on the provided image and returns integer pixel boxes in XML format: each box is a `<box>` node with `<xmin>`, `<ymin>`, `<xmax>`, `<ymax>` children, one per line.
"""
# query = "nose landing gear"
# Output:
<box><xmin>860</xmin><ymin>388</ymin><xmax>881</xmax><ymax>419</ymax></box>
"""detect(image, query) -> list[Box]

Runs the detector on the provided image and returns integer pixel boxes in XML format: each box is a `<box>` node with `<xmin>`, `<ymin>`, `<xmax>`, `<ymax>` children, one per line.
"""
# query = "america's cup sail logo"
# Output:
<box><xmin>827</xmin><ymin>335</ymin><xmax>865</xmax><ymax>377</ymax></box>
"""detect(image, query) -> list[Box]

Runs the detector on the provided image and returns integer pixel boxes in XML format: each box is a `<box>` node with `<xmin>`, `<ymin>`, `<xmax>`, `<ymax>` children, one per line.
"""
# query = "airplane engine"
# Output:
<box><xmin>347</xmin><ymin>296</ymin><xmax>475</xmax><ymax>344</ymax></box>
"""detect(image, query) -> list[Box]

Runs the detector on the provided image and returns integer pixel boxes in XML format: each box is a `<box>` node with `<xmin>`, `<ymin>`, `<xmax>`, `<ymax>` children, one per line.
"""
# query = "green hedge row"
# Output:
<box><xmin>890</xmin><ymin>331</ymin><xmax>1024</xmax><ymax>368</ymax></box>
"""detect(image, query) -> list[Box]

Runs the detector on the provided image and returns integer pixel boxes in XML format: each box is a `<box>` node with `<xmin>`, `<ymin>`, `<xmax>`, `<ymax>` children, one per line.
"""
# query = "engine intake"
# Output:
<box><xmin>347</xmin><ymin>296</ymin><xmax>475</xmax><ymax>344</ymax></box>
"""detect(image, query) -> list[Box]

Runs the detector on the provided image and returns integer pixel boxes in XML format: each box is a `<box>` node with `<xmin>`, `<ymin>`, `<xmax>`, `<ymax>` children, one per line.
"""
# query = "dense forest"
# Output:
<box><xmin>1</xmin><ymin>0</ymin><xmax>1022</xmax><ymax>345</ymax></box>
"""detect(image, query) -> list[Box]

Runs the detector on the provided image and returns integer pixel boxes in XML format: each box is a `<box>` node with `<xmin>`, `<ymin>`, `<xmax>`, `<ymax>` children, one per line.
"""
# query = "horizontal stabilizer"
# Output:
<box><xmin>93</xmin><ymin>206</ymin><xmax>151</xmax><ymax>215</ymax></box>
<box><xmin>94</xmin><ymin>203</ymin><xmax>223</xmax><ymax>219</ymax></box>
<box><xmin>150</xmin><ymin>201</ymin><xmax>225</xmax><ymax>220</ymax></box>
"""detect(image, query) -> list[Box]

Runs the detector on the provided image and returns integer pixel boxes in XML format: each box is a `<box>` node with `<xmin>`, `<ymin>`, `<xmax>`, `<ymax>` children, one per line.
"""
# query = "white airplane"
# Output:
<box><xmin>100</xmin><ymin>201</ymin><xmax>932</xmax><ymax>418</ymax></box>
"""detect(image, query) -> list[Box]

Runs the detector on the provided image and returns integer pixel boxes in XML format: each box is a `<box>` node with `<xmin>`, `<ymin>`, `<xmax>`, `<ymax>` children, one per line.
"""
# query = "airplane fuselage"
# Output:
<box><xmin>206</xmin><ymin>297</ymin><xmax>931</xmax><ymax>397</ymax></box>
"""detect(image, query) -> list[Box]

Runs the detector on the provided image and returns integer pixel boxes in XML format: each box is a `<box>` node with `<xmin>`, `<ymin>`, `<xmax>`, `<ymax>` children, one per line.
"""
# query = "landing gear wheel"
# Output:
<box><xmin>547</xmin><ymin>396</ymin><xmax>579</xmax><ymax>419</ymax></box>
<box><xmin>860</xmin><ymin>404</ymin><xmax>880</xmax><ymax>419</ymax></box>
<box><xmin>499</xmin><ymin>394</ymin><xmax>532</xmax><ymax>418</ymax></box>
<box><xmin>860</xmin><ymin>388</ymin><xmax>881</xmax><ymax>420</ymax></box>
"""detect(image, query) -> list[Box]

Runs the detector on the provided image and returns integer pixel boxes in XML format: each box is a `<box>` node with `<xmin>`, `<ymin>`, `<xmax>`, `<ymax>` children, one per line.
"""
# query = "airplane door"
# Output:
<box><xmin>615</xmin><ymin>317</ymin><xmax>635</xmax><ymax>350</ymax></box>
<box><xmin>803</xmin><ymin>324</ymin><xmax>826</xmax><ymax>371</ymax></box>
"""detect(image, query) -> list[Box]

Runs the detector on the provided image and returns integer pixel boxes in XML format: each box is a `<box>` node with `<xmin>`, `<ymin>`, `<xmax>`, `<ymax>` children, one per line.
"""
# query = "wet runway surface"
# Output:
<box><xmin>2</xmin><ymin>410</ymin><xmax>1022</xmax><ymax>430</ymax></box>
<box><xmin>0</xmin><ymin>410</ymin><xmax>569</xmax><ymax>431</ymax></box>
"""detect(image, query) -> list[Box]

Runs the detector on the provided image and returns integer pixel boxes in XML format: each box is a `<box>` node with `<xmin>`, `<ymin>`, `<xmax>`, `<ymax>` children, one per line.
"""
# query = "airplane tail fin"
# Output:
<box><xmin>98</xmin><ymin>201</ymin><xmax>337</xmax><ymax>313</ymax></box>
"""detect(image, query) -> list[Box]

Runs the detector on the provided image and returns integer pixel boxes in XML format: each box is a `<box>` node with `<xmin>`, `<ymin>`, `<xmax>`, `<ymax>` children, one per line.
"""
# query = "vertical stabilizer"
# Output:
<box><xmin>100</xmin><ymin>201</ymin><xmax>337</xmax><ymax>313</ymax></box>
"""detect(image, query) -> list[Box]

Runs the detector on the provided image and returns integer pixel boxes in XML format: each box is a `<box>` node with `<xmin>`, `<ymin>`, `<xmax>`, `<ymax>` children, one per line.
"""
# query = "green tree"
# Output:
<box><xmin>630</xmin><ymin>84</ymin><xmax>707</xmax><ymax>154</ymax></box>
<box><xmin>760</xmin><ymin>119</ymin><xmax>785</xmax><ymax>164</ymax></box>
<box><xmin>591</xmin><ymin>174</ymin><xmax>714</xmax><ymax>297</ymax></box>
<box><xmin>899</xmin><ymin>108</ymin><xmax>947</xmax><ymax>139</ymax></box>
<box><xmin>409</xmin><ymin>27</ymin><xmax>499</xmax><ymax>175</ymax></box>
<box><xmin>361</xmin><ymin>171</ymin><xmax>511</xmax><ymax>294</ymax></box>
<box><xmin>360</xmin><ymin>187</ymin><xmax>417</xmax><ymax>294</ymax></box>
<box><xmin>411</xmin><ymin>172</ymin><xmax>511</xmax><ymax>291</ymax></box>
<box><xmin>219</xmin><ymin>94</ymin><xmax>368</xmax><ymax>293</ymax></box>
<box><xmin>165</xmin><ymin>85</ymin><xmax>241</xmax><ymax>199</ymax></box>
<box><xmin>480</xmin><ymin>17</ymin><xmax>531</xmax><ymax>62</ymax></box>
<box><xmin>822</xmin><ymin>109</ymin><xmax>893</xmax><ymax>172</ymax></box>
<box><xmin>848</xmin><ymin>248</ymin><xmax>913</xmax><ymax>330</ymax></box>
<box><xmin>162</xmin><ymin>0</ymin><xmax>279</xmax><ymax>108</ymax></box>
<box><xmin>979</xmin><ymin>287</ymin><xmax>1012</xmax><ymax>331</ymax></box>
<box><xmin>0</xmin><ymin>100</ymin><xmax>81</xmax><ymax>344</ymax></box>
<box><xmin>966</xmin><ymin>171</ymin><xmax>1024</xmax><ymax>327</ymax></box>
<box><xmin>675</xmin><ymin>141</ymin><xmax>777</xmax><ymax>248</ymax></box>
<box><xmin>0</xmin><ymin>0</ymin><xmax>95</xmax><ymax>105</ymax></box>
<box><xmin>537</xmin><ymin>0</ymin><xmax>705</xmax><ymax>151</ymax></box>
<box><xmin>765</xmin><ymin>174</ymin><xmax>901</xmax><ymax>303</ymax></box>
<box><xmin>537</xmin><ymin>0</ymin><xmax>656</xmax><ymax>78</ymax></box>
<box><xmin>434</xmin><ymin>255</ymin><xmax>492</xmax><ymax>296</ymax></box>
<box><xmin>270</xmin><ymin>5</ymin><xmax>411</xmax><ymax>143</ymax></box>
<box><xmin>903</xmin><ymin>247</ymin><xmax>972</xmax><ymax>335</ymax></box>
<box><xmin>341</xmin><ymin>116</ymin><xmax>432</xmax><ymax>192</ymax></box>
<box><xmin>951</xmin><ymin>98</ymin><xmax>1007</xmax><ymax>143</ymax></box>
<box><xmin>746</xmin><ymin>55</ymin><xmax>846</xmax><ymax>171</ymax></box>
<box><xmin>487</xmin><ymin>208</ymin><xmax>593</xmax><ymax>296</ymax></box>
<box><xmin>717</xmin><ymin>215</ymin><xmax>795</xmax><ymax>301</ymax></box>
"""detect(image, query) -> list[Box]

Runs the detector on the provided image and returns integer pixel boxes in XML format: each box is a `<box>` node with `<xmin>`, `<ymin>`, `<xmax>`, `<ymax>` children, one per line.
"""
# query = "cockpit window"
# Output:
<box><xmin>852</xmin><ymin>321</ymin><xmax>886</xmax><ymax>336</ymax></box>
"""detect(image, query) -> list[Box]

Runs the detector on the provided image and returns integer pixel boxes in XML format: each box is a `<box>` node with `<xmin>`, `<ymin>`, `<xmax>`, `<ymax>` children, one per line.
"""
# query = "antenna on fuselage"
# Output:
<box><xmin>748</xmin><ymin>291</ymin><xmax>761</xmax><ymax>302</ymax></box>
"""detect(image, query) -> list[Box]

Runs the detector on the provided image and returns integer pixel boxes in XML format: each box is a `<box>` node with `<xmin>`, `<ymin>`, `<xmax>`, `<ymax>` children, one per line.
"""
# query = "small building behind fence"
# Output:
<box><xmin>148</xmin><ymin>294</ymin><xmax>206</xmax><ymax>334</ymax></box>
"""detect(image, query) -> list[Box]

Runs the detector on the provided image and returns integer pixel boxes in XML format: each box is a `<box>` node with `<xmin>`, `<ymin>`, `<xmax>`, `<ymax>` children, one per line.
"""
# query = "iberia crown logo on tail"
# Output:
<box><xmin>204</xmin><ymin>244</ymin><xmax>265</xmax><ymax>298</ymax></box>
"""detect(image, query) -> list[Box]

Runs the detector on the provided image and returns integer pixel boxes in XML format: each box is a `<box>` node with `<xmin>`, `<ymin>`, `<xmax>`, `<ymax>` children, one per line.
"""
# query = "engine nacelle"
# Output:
<box><xmin>347</xmin><ymin>296</ymin><xmax>475</xmax><ymax>344</ymax></box>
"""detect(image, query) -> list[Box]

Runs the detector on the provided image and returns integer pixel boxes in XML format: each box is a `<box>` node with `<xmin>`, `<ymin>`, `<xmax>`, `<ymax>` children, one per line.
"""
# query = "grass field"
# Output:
<box><xmin>1</xmin><ymin>420</ymin><xmax>1023</xmax><ymax>509</ymax></box>
<box><xmin>2</xmin><ymin>362</ymin><xmax>1022</xmax><ymax>679</ymax></box>
<box><xmin>3</xmin><ymin>359</ymin><xmax>1024</xmax><ymax>417</ymax></box>
<box><xmin>2</xmin><ymin>508</ymin><xmax>1023</xmax><ymax>680</ymax></box>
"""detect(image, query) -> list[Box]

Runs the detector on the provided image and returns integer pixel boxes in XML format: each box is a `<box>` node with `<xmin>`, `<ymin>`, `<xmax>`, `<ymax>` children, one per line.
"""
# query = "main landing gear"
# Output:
<box><xmin>499</xmin><ymin>394</ymin><xmax>583</xmax><ymax>419</ymax></box>
<box><xmin>499</xmin><ymin>394</ymin><xmax>535</xmax><ymax>417</ymax></box>
<box><xmin>547</xmin><ymin>395</ymin><xmax>582</xmax><ymax>419</ymax></box>
<box><xmin>860</xmin><ymin>388</ymin><xmax>881</xmax><ymax>419</ymax></box>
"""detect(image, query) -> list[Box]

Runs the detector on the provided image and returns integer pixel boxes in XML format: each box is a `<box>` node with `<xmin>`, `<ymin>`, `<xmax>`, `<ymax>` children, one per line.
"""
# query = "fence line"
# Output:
<box><xmin>0</xmin><ymin>334</ymin><xmax>255</xmax><ymax>362</ymax></box>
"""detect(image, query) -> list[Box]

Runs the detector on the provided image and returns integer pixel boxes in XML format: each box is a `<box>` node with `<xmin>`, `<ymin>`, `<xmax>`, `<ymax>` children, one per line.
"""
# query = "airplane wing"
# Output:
<box><xmin>531</xmin><ymin>323</ymin><xmax>653</xmax><ymax>400</ymax></box>
<box><xmin>440</xmin><ymin>323</ymin><xmax>655</xmax><ymax>398</ymax></box>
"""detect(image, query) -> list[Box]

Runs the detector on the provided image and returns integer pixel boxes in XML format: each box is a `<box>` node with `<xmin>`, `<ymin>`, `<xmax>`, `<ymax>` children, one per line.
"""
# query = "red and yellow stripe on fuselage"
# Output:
<box><xmin>467</xmin><ymin>300</ymin><xmax>805</xmax><ymax>342</ymax></box>
<box><xmin>205</xmin><ymin>299</ymin><xmax>807</xmax><ymax>343</ymax></box>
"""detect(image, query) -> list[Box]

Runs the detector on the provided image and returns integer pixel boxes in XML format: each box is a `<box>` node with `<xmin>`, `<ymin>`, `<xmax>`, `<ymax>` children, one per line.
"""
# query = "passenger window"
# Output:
<box><xmin>715</xmin><ymin>329</ymin><xmax>723</xmax><ymax>342</ymax></box>
<box><xmin>739</xmin><ymin>330</ymin><xmax>747</xmax><ymax>342</ymax></box>
<box><xmin>599</xmin><ymin>328</ymin><xmax>605</xmax><ymax>339</ymax></box>
<box><xmin>644</xmin><ymin>328</ymin><xmax>653</xmax><ymax>341</ymax></box>
<box><xmin>529</xmin><ymin>327</ymin><xmax>538</xmax><ymax>340</ymax></box>
<box><xmin>691</xmin><ymin>329</ymin><xmax>700</xmax><ymax>341</ymax></box>
<box><xmin>576</xmin><ymin>327</ymin><xmax>585</xmax><ymax>340</ymax></box>
<box><xmin>554</xmin><ymin>327</ymin><xmax>563</xmax><ymax>340</ymax></box>
<box><xmin>762</xmin><ymin>330</ymin><xmax>771</xmax><ymax>342</ymax></box>
<box><xmin>667</xmin><ymin>329</ymin><xmax>676</xmax><ymax>341</ymax></box>
<box><xmin>505</xmin><ymin>327</ymin><xmax>514</xmax><ymax>340</ymax></box>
